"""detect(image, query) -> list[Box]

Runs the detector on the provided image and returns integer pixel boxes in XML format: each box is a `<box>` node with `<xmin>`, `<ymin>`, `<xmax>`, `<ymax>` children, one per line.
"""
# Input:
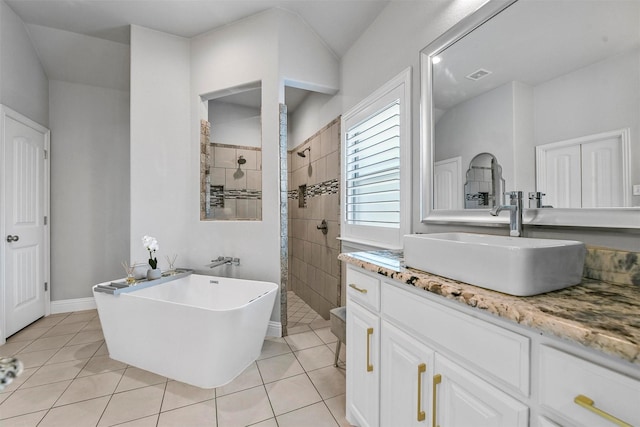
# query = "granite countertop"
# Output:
<box><xmin>339</xmin><ymin>250</ymin><xmax>640</xmax><ymax>366</ymax></box>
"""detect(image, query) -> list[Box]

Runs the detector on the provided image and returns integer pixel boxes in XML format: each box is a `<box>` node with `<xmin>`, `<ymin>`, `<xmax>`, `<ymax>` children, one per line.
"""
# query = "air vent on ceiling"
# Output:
<box><xmin>465</xmin><ymin>68</ymin><xmax>492</xmax><ymax>81</ymax></box>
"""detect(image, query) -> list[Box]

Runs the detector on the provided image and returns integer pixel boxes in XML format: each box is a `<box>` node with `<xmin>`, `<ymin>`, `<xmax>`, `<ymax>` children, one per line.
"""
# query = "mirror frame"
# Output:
<box><xmin>419</xmin><ymin>0</ymin><xmax>640</xmax><ymax>229</ymax></box>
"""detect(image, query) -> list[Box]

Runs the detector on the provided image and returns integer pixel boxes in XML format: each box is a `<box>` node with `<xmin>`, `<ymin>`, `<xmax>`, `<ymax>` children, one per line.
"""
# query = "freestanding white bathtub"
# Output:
<box><xmin>93</xmin><ymin>272</ymin><xmax>278</xmax><ymax>389</ymax></box>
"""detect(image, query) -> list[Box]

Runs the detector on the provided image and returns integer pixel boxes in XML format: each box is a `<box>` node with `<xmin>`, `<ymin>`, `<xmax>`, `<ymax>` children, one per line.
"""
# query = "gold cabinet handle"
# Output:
<box><xmin>432</xmin><ymin>374</ymin><xmax>442</xmax><ymax>427</ymax></box>
<box><xmin>366</xmin><ymin>327</ymin><xmax>374</xmax><ymax>372</ymax></box>
<box><xmin>574</xmin><ymin>395</ymin><xmax>632</xmax><ymax>427</ymax></box>
<box><xmin>349</xmin><ymin>283</ymin><xmax>368</xmax><ymax>294</ymax></box>
<box><xmin>417</xmin><ymin>363</ymin><xmax>426</xmax><ymax>422</ymax></box>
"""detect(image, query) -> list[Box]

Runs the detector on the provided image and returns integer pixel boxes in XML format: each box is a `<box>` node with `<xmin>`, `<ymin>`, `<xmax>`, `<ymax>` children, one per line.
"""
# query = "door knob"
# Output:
<box><xmin>6</xmin><ymin>235</ymin><xmax>19</xmax><ymax>242</ymax></box>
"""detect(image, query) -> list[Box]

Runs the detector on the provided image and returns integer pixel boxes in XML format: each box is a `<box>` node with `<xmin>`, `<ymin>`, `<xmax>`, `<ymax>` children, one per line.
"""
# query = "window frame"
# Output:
<box><xmin>341</xmin><ymin>68</ymin><xmax>412</xmax><ymax>249</ymax></box>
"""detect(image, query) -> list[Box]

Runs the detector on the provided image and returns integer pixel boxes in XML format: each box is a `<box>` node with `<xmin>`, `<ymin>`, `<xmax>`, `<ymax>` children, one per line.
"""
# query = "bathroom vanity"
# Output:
<box><xmin>340</xmin><ymin>251</ymin><xmax>640</xmax><ymax>427</ymax></box>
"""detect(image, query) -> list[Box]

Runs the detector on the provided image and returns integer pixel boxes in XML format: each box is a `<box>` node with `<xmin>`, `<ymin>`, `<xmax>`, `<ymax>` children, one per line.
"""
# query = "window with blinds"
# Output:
<box><xmin>345</xmin><ymin>100</ymin><xmax>400</xmax><ymax>228</ymax></box>
<box><xmin>341</xmin><ymin>67</ymin><xmax>411</xmax><ymax>250</ymax></box>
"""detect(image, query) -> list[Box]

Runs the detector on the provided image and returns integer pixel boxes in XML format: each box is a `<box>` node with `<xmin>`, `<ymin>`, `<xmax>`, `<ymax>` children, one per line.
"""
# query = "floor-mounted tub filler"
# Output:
<box><xmin>93</xmin><ymin>270</ymin><xmax>278</xmax><ymax>389</ymax></box>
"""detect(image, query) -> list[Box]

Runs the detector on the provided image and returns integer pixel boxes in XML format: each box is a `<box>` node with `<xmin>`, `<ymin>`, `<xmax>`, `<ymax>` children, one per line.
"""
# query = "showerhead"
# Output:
<box><xmin>297</xmin><ymin>147</ymin><xmax>311</xmax><ymax>158</ymax></box>
<box><xmin>237</xmin><ymin>156</ymin><xmax>246</xmax><ymax>165</ymax></box>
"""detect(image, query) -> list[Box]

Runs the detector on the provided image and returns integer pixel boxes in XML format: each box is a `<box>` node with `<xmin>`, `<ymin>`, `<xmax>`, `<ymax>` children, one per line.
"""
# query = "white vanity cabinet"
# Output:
<box><xmin>344</xmin><ymin>262</ymin><xmax>640</xmax><ymax>427</ymax></box>
<box><xmin>346</xmin><ymin>265</ymin><xmax>528</xmax><ymax>427</ymax></box>
<box><xmin>346</xmin><ymin>268</ymin><xmax>381</xmax><ymax>427</ymax></box>
<box><xmin>380</xmin><ymin>320</ymin><xmax>434</xmax><ymax>427</ymax></box>
<box><xmin>539</xmin><ymin>345</ymin><xmax>640</xmax><ymax>426</ymax></box>
<box><xmin>433</xmin><ymin>354</ymin><xmax>528</xmax><ymax>427</ymax></box>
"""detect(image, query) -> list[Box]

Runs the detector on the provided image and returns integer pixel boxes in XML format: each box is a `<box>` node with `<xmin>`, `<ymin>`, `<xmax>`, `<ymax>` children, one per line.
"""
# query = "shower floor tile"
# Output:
<box><xmin>0</xmin><ymin>308</ymin><xmax>351</xmax><ymax>426</ymax></box>
<box><xmin>286</xmin><ymin>291</ymin><xmax>330</xmax><ymax>332</ymax></box>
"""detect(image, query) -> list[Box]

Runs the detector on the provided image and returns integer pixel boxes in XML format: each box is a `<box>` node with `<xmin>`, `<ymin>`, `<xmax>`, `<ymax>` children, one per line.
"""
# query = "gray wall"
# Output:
<box><xmin>49</xmin><ymin>80</ymin><xmax>130</xmax><ymax>300</ymax></box>
<box><xmin>0</xmin><ymin>0</ymin><xmax>49</xmax><ymax>126</ymax></box>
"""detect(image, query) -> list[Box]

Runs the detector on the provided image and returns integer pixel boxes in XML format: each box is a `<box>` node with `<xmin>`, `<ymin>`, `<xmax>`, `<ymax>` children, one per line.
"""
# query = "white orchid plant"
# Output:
<box><xmin>142</xmin><ymin>235</ymin><xmax>159</xmax><ymax>270</ymax></box>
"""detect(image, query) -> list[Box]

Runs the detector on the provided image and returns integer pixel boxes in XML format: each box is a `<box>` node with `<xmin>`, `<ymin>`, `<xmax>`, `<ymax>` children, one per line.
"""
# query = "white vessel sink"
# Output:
<box><xmin>403</xmin><ymin>233</ymin><xmax>586</xmax><ymax>296</ymax></box>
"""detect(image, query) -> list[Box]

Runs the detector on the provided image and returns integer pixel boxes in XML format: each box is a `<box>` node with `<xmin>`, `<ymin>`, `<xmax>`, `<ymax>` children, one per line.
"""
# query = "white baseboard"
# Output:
<box><xmin>50</xmin><ymin>297</ymin><xmax>96</xmax><ymax>314</ymax></box>
<box><xmin>266</xmin><ymin>321</ymin><xmax>282</xmax><ymax>337</ymax></box>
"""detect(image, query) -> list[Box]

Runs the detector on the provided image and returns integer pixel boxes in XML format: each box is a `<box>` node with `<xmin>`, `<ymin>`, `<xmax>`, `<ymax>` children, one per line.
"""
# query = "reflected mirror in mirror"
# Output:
<box><xmin>427</xmin><ymin>0</ymin><xmax>639</xmax><ymax>216</ymax></box>
<box><xmin>463</xmin><ymin>153</ymin><xmax>504</xmax><ymax>209</ymax></box>
<box><xmin>200</xmin><ymin>82</ymin><xmax>262</xmax><ymax>221</ymax></box>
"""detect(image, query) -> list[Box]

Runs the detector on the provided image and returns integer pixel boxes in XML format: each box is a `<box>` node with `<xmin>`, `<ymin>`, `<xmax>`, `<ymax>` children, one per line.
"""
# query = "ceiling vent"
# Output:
<box><xmin>465</xmin><ymin>68</ymin><xmax>492</xmax><ymax>81</ymax></box>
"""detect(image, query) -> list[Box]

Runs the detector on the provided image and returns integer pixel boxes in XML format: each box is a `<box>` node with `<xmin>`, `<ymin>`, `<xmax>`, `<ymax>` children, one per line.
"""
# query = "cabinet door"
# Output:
<box><xmin>433</xmin><ymin>355</ymin><xmax>528</xmax><ymax>427</ymax></box>
<box><xmin>538</xmin><ymin>143</ymin><xmax>581</xmax><ymax>208</ymax></box>
<box><xmin>581</xmin><ymin>137</ymin><xmax>624</xmax><ymax>207</ymax></box>
<box><xmin>346</xmin><ymin>301</ymin><xmax>380</xmax><ymax>427</ymax></box>
<box><xmin>380</xmin><ymin>320</ymin><xmax>434</xmax><ymax>427</ymax></box>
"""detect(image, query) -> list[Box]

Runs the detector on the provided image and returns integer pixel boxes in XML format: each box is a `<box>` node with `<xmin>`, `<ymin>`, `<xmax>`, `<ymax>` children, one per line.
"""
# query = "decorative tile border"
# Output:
<box><xmin>307</xmin><ymin>179</ymin><xmax>339</xmax><ymax>197</ymax></box>
<box><xmin>279</xmin><ymin>104</ymin><xmax>289</xmax><ymax>336</ymax></box>
<box><xmin>209</xmin><ymin>185</ymin><xmax>224</xmax><ymax>208</ymax></box>
<box><xmin>210</xmin><ymin>142</ymin><xmax>261</xmax><ymax>151</ymax></box>
<box><xmin>287</xmin><ymin>178</ymin><xmax>339</xmax><ymax>208</ymax></box>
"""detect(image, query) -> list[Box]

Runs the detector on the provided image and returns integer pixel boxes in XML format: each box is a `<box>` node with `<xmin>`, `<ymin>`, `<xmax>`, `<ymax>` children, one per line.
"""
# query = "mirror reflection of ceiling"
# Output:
<box><xmin>433</xmin><ymin>0</ymin><xmax>640</xmax><ymax>112</ymax></box>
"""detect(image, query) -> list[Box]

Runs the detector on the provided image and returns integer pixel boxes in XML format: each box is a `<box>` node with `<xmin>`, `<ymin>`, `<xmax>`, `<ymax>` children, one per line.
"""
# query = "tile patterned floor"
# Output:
<box><xmin>286</xmin><ymin>292</ymin><xmax>332</xmax><ymax>335</ymax></box>
<box><xmin>0</xmin><ymin>305</ymin><xmax>350</xmax><ymax>426</ymax></box>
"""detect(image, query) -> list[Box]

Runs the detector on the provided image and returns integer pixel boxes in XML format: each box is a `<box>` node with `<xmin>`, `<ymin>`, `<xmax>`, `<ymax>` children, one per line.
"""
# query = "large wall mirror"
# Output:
<box><xmin>420</xmin><ymin>0</ymin><xmax>640</xmax><ymax>228</ymax></box>
<box><xmin>200</xmin><ymin>82</ymin><xmax>262</xmax><ymax>221</ymax></box>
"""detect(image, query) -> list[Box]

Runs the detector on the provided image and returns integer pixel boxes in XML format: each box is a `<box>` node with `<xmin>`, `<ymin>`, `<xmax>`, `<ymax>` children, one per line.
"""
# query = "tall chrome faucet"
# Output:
<box><xmin>490</xmin><ymin>191</ymin><xmax>523</xmax><ymax>237</ymax></box>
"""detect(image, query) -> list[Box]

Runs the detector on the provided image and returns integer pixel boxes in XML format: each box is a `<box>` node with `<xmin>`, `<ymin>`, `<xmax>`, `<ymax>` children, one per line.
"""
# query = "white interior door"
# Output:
<box><xmin>434</xmin><ymin>157</ymin><xmax>462</xmax><ymax>210</ymax></box>
<box><xmin>581</xmin><ymin>137</ymin><xmax>623</xmax><ymax>207</ymax></box>
<box><xmin>539</xmin><ymin>144</ymin><xmax>581</xmax><ymax>208</ymax></box>
<box><xmin>2</xmin><ymin>107</ymin><xmax>49</xmax><ymax>339</ymax></box>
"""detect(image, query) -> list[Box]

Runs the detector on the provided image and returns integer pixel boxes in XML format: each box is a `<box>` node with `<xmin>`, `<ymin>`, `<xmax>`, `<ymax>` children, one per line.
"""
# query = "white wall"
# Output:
<box><xmin>49</xmin><ymin>80</ymin><xmax>130</xmax><ymax>300</ymax></box>
<box><xmin>190</xmin><ymin>11</ymin><xmax>282</xmax><ymax>322</ymax></box>
<box><xmin>24</xmin><ymin>24</ymin><xmax>130</xmax><ymax>92</ymax></box>
<box><xmin>534</xmin><ymin>49</ymin><xmax>640</xmax><ymax>206</ymax></box>
<box><xmin>0</xmin><ymin>0</ymin><xmax>48</xmax><ymax>126</ymax></box>
<box><xmin>512</xmin><ymin>81</ymin><xmax>535</xmax><ymax>193</ymax></box>
<box><xmin>130</xmin><ymin>26</ymin><xmax>191</xmax><ymax>269</ymax></box>
<box><xmin>278</xmin><ymin>9</ymin><xmax>339</xmax><ymax>94</ymax></box>
<box><xmin>208</xmin><ymin>101</ymin><xmax>261</xmax><ymax>148</ymax></box>
<box><xmin>288</xmin><ymin>91</ymin><xmax>334</xmax><ymax>149</ymax></box>
<box><xmin>334</xmin><ymin>0</ymin><xmax>639</xmax><ymax>250</ymax></box>
<box><xmin>128</xmin><ymin>9</ymin><xmax>341</xmax><ymax>325</ymax></box>
<box><xmin>435</xmin><ymin>82</ymin><xmax>515</xmax><ymax>191</ymax></box>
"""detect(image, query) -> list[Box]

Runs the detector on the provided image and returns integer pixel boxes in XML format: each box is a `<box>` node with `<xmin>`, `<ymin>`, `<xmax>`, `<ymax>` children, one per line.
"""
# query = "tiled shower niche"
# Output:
<box><xmin>288</xmin><ymin>117</ymin><xmax>341</xmax><ymax>319</ymax></box>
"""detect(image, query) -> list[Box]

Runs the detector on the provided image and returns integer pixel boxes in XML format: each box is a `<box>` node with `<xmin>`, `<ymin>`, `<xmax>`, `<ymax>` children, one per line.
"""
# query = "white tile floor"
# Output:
<box><xmin>286</xmin><ymin>292</ymin><xmax>334</xmax><ymax>336</ymax></box>
<box><xmin>0</xmin><ymin>296</ymin><xmax>350</xmax><ymax>426</ymax></box>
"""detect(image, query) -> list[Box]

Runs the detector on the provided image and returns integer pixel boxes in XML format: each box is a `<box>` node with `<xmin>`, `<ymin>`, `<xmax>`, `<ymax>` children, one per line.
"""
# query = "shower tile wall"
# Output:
<box><xmin>202</xmin><ymin>140</ymin><xmax>262</xmax><ymax>220</ymax></box>
<box><xmin>288</xmin><ymin>118</ymin><xmax>341</xmax><ymax>319</ymax></box>
<box><xmin>464</xmin><ymin>165</ymin><xmax>493</xmax><ymax>209</ymax></box>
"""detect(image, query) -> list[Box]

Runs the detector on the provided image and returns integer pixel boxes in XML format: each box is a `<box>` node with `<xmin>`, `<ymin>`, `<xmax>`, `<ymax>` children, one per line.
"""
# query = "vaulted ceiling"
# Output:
<box><xmin>6</xmin><ymin>0</ymin><xmax>389</xmax><ymax>58</ymax></box>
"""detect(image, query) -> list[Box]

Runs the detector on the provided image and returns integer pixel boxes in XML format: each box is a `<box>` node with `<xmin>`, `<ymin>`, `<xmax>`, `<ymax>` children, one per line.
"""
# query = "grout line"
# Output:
<box><xmin>5</xmin><ymin>307</ymin><xmax>347</xmax><ymax>426</ymax></box>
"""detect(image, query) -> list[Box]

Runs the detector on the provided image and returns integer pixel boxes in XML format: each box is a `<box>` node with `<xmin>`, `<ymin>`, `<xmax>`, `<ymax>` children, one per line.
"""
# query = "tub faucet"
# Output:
<box><xmin>207</xmin><ymin>256</ymin><xmax>240</xmax><ymax>269</ymax></box>
<box><xmin>490</xmin><ymin>191</ymin><xmax>523</xmax><ymax>237</ymax></box>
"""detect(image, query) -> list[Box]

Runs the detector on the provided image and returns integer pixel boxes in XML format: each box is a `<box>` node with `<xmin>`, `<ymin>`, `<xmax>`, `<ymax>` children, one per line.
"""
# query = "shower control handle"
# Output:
<box><xmin>317</xmin><ymin>220</ymin><xmax>328</xmax><ymax>235</ymax></box>
<box><xmin>6</xmin><ymin>235</ymin><xmax>19</xmax><ymax>242</ymax></box>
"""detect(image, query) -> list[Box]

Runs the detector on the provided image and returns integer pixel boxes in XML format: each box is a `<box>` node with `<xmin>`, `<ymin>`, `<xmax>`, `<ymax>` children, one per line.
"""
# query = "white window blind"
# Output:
<box><xmin>345</xmin><ymin>100</ymin><xmax>400</xmax><ymax>228</ymax></box>
<box><xmin>341</xmin><ymin>68</ymin><xmax>411</xmax><ymax>250</ymax></box>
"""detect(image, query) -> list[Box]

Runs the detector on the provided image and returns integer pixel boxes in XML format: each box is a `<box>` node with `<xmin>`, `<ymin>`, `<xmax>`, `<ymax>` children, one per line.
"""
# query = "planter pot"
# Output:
<box><xmin>147</xmin><ymin>268</ymin><xmax>162</xmax><ymax>280</ymax></box>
